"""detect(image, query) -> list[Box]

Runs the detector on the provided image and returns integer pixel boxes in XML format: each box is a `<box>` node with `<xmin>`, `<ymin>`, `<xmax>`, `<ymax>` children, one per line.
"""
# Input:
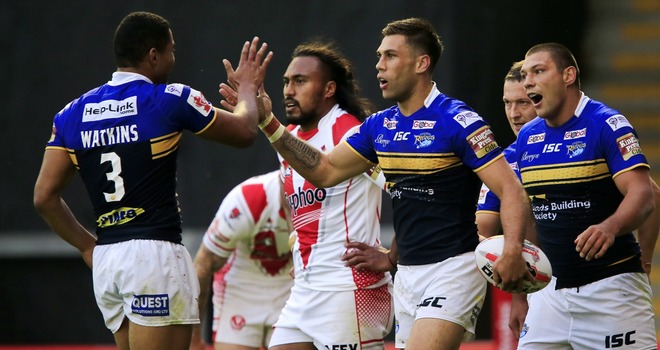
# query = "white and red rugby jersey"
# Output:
<box><xmin>280</xmin><ymin>105</ymin><xmax>389</xmax><ymax>291</ymax></box>
<box><xmin>202</xmin><ymin>171</ymin><xmax>293</xmax><ymax>287</ymax></box>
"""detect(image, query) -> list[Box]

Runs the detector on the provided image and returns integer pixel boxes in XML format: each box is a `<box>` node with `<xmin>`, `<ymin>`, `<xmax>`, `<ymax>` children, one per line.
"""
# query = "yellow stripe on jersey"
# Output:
<box><xmin>376</xmin><ymin>151</ymin><xmax>462</xmax><ymax>175</ymax></box>
<box><xmin>67</xmin><ymin>148</ymin><xmax>79</xmax><ymax>170</ymax></box>
<box><xmin>151</xmin><ymin>131</ymin><xmax>182</xmax><ymax>160</ymax></box>
<box><xmin>521</xmin><ymin>159</ymin><xmax>611</xmax><ymax>189</ymax></box>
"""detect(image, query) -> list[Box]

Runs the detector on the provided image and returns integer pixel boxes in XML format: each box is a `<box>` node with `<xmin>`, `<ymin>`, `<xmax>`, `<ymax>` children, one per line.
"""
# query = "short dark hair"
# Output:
<box><xmin>382</xmin><ymin>18</ymin><xmax>443</xmax><ymax>73</ymax></box>
<box><xmin>292</xmin><ymin>39</ymin><xmax>374</xmax><ymax>121</ymax></box>
<box><xmin>526</xmin><ymin>43</ymin><xmax>580</xmax><ymax>89</ymax></box>
<box><xmin>114</xmin><ymin>11</ymin><xmax>171</xmax><ymax>68</ymax></box>
<box><xmin>505</xmin><ymin>60</ymin><xmax>524</xmax><ymax>83</ymax></box>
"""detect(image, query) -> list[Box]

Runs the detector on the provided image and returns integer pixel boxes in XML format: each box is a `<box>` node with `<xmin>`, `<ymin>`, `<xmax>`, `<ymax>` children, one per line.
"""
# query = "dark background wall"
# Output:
<box><xmin>0</xmin><ymin>0</ymin><xmax>586</xmax><ymax>344</ymax></box>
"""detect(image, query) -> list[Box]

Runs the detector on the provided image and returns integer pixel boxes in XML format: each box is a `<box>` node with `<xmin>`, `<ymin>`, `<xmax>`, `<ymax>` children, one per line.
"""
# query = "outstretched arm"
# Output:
<box><xmin>34</xmin><ymin>149</ymin><xmax>97</xmax><ymax>268</ymax></box>
<box><xmin>199</xmin><ymin>37</ymin><xmax>273</xmax><ymax>147</ymax></box>
<box><xmin>218</xmin><ymin>84</ymin><xmax>374</xmax><ymax>188</ymax></box>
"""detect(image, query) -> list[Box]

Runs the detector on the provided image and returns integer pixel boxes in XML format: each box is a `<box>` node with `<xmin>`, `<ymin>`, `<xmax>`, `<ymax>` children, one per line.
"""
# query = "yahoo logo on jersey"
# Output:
<box><xmin>131</xmin><ymin>294</ymin><xmax>169</xmax><ymax>316</ymax></box>
<box><xmin>97</xmin><ymin>207</ymin><xmax>145</xmax><ymax>227</ymax></box>
<box><xmin>383</xmin><ymin>118</ymin><xmax>398</xmax><ymax>130</ymax></box>
<box><xmin>83</xmin><ymin>96</ymin><xmax>138</xmax><ymax>122</ymax></box>
<box><xmin>288</xmin><ymin>187</ymin><xmax>326</xmax><ymax>215</ymax></box>
<box><xmin>412</xmin><ymin>120</ymin><xmax>436</xmax><ymax>129</ymax></box>
<box><xmin>564</xmin><ymin>128</ymin><xmax>586</xmax><ymax>140</ymax></box>
<box><xmin>526</xmin><ymin>133</ymin><xmax>545</xmax><ymax>144</ymax></box>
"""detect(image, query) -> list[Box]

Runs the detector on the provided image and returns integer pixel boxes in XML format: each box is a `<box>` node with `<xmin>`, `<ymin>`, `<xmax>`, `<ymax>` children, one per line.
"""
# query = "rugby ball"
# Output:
<box><xmin>475</xmin><ymin>235</ymin><xmax>552</xmax><ymax>294</ymax></box>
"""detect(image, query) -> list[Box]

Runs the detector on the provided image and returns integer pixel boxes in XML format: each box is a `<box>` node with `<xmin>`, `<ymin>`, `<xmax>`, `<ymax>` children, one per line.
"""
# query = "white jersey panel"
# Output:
<box><xmin>280</xmin><ymin>105</ymin><xmax>389</xmax><ymax>291</ymax></box>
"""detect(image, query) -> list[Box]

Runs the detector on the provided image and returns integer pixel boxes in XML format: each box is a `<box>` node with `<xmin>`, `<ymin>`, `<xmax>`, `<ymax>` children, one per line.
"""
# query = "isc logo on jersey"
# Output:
<box><xmin>288</xmin><ymin>187</ymin><xmax>326</xmax><ymax>215</ymax></box>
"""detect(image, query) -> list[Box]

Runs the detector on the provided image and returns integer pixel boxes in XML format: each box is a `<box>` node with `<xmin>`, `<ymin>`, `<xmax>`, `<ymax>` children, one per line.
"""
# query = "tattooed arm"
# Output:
<box><xmin>272</xmin><ymin>130</ymin><xmax>373</xmax><ymax>188</ymax></box>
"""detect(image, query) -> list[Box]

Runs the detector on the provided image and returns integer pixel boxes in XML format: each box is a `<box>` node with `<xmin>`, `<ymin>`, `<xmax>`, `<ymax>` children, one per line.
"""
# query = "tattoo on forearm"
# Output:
<box><xmin>283</xmin><ymin>133</ymin><xmax>320</xmax><ymax>170</ymax></box>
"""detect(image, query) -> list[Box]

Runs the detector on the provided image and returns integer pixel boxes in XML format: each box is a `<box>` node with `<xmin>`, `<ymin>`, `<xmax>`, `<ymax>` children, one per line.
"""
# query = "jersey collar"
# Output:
<box><xmin>108</xmin><ymin>72</ymin><xmax>154</xmax><ymax>86</ymax></box>
<box><xmin>424</xmin><ymin>82</ymin><xmax>441</xmax><ymax>108</ymax></box>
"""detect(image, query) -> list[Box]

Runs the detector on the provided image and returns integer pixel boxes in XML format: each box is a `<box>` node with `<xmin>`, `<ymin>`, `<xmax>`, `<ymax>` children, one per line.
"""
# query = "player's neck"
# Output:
<box><xmin>398</xmin><ymin>80</ymin><xmax>433</xmax><ymax>117</ymax></box>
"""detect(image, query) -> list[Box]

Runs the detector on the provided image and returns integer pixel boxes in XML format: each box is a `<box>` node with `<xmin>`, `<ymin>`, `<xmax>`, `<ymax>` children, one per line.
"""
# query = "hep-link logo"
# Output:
<box><xmin>288</xmin><ymin>187</ymin><xmax>326</xmax><ymax>215</ymax></box>
<box><xmin>132</xmin><ymin>294</ymin><xmax>169</xmax><ymax>316</ymax></box>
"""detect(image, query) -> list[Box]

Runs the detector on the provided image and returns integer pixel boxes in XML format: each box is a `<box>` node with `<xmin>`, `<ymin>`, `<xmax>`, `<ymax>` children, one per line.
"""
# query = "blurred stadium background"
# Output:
<box><xmin>1</xmin><ymin>0</ymin><xmax>658</xmax><ymax>347</ymax></box>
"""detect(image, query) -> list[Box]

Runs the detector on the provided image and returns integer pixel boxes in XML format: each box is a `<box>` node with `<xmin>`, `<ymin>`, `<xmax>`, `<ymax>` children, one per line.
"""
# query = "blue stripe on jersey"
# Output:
<box><xmin>515</xmin><ymin>95</ymin><xmax>647</xmax><ymax>288</ymax></box>
<box><xmin>47</xmin><ymin>73</ymin><xmax>216</xmax><ymax>244</ymax></box>
<box><xmin>346</xmin><ymin>90</ymin><xmax>502</xmax><ymax>265</ymax></box>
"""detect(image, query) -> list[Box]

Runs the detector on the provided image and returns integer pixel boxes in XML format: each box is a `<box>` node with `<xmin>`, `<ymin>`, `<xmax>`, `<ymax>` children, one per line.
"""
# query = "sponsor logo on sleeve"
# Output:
<box><xmin>412</xmin><ymin>120</ymin><xmax>436</xmax><ymax>129</ymax></box>
<box><xmin>617</xmin><ymin>133</ymin><xmax>643</xmax><ymax>160</ymax></box>
<box><xmin>477</xmin><ymin>184</ymin><xmax>489</xmax><ymax>204</ymax></box>
<box><xmin>131</xmin><ymin>294</ymin><xmax>169</xmax><ymax>316</ymax></box>
<box><xmin>509</xmin><ymin>161</ymin><xmax>518</xmax><ymax>171</ymax></box>
<box><xmin>187</xmin><ymin>88</ymin><xmax>212</xmax><ymax>116</ymax></box>
<box><xmin>164</xmin><ymin>83</ymin><xmax>184</xmax><ymax>97</ymax></box>
<box><xmin>526</xmin><ymin>133</ymin><xmax>545</xmax><ymax>144</ymax></box>
<box><xmin>564</xmin><ymin>128</ymin><xmax>586</xmax><ymax>140</ymax></box>
<box><xmin>453</xmin><ymin>111</ymin><xmax>483</xmax><ymax>128</ymax></box>
<box><xmin>383</xmin><ymin>118</ymin><xmax>398</xmax><ymax>130</ymax></box>
<box><xmin>82</xmin><ymin>96</ymin><xmax>138</xmax><ymax>122</ymax></box>
<box><xmin>606</xmin><ymin>114</ymin><xmax>632</xmax><ymax>131</ymax></box>
<box><xmin>467</xmin><ymin>126</ymin><xmax>498</xmax><ymax>158</ymax></box>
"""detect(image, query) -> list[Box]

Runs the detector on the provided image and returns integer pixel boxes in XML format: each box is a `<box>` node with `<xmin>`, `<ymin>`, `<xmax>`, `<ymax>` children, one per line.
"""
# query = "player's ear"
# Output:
<box><xmin>416</xmin><ymin>54</ymin><xmax>431</xmax><ymax>74</ymax></box>
<box><xmin>324</xmin><ymin>80</ymin><xmax>336</xmax><ymax>99</ymax></box>
<box><xmin>563</xmin><ymin>66</ymin><xmax>577</xmax><ymax>87</ymax></box>
<box><xmin>148</xmin><ymin>47</ymin><xmax>159</xmax><ymax>67</ymax></box>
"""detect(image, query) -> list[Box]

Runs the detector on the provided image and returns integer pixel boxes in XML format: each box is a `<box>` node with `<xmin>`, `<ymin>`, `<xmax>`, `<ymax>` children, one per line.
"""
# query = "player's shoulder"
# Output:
<box><xmin>579</xmin><ymin>95</ymin><xmax>632</xmax><ymax>132</ymax></box>
<box><xmin>427</xmin><ymin>93</ymin><xmax>486</xmax><ymax>129</ymax></box>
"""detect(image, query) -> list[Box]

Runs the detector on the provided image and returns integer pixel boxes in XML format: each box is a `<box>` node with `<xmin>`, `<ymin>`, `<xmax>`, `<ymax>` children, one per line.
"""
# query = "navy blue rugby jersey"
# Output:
<box><xmin>514</xmin><ymin>94</ymin><xmax>648</xmax><ymax>288</ymax></box>
<box><xmin>477</xmin><ymin>142</ymin><xmax>520</xmax><ymax>215</ymax></box>
<box><xmin>345</xmin><ymin>85</ymin><xmax>503</xmax><ymax>265</ymax></box>
<box><xmin>46</xmin><ymin>72</ymin><xmax>216</xmax><ymax>245</ymax></box>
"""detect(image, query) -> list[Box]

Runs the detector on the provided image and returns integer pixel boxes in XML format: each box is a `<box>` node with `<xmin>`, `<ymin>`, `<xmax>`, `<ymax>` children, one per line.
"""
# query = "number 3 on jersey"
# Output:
<box><xmin>101</xmin><ymin>152</ymin><xmax>125</xmax><ymax>202</ymax></box>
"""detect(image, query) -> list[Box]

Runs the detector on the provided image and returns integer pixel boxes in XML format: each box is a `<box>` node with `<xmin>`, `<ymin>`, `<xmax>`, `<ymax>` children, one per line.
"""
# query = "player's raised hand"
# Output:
<box><xmin>218</xmin><ymin>82</ymin><xmax>238</xmax><ymax>112</ymax></box>
<box><xmin>223</xmin><ymin>37</ymin><xmax>273</xmax><ymax>92</ymax></box>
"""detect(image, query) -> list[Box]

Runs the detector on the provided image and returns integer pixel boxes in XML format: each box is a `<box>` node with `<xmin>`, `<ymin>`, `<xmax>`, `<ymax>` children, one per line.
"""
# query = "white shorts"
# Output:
<box><xmin>269</xmin><ymin>283</ymin><xmax>393</xmax><ymax>349</ymax></box>
<box><xmin>93</xmin><ymin>239</ymin><xmax>200</xmax><ymax>333</ymax></box>
<box><xmin>211</xmin><ymin>277</ymin><xmax>293</xmax><ymax>348</ymax></box>
<box><xmin>518</xmin><ymin>273</ymin><xmax>656</xmax><ymax>350</ymax></box>
<box><xmin>393</xmin><ymin>252</ymin><xmax>487</xmax><ymax>348</ymax></box>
